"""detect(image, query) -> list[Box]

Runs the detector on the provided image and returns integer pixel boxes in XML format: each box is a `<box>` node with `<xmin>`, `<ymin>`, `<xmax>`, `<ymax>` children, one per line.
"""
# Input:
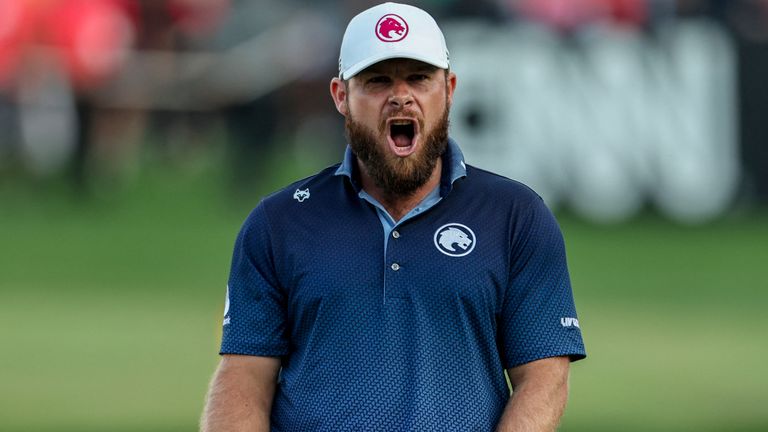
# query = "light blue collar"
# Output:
<box><xmin>334</xmin><ymin>138</ymin><xmax>468</xmax><ymax>249</ymax></box>
<box><xmin>334</xmin><ymin>137</ymin><xmax>467</xmax><ymax>196</ymax></box>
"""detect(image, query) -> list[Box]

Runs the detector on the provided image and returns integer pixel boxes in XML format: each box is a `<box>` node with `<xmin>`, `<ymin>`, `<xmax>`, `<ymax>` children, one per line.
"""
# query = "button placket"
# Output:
<box><xmin>390</xmin><ymin>230</ymin><xmax>401</xmax><ymax>271</ymax></box>
<box><xmin>384</xmin><ymin>225</ymin><xmax>408</xmax><ymax>300</ymax></box>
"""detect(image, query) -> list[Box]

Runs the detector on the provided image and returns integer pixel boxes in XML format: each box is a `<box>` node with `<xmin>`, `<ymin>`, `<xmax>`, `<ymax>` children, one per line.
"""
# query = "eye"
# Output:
<box><xmin>367</xmin><ymin>76</ymin><xmax>391</xmax><ymax>84</ymax></box>
<box><xmin>408</xmin><ymin>74</ymin><xmax>429</xmax><ymax>82</ymax></box>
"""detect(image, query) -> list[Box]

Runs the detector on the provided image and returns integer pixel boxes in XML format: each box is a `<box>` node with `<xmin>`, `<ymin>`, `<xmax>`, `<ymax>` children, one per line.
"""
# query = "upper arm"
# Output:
<box><xmin>499</xmin><ymin>195</ymin><xmax>586</xmax><ymax>368</ymax></box>
<box><xmin>219</xmin><ymin>354</ymin><xmax>281</xmax><ymax>382</ymax></box>
<box><xmin>507</xmin><ymin>357</ymin><xmax>571</xmax><ymax>392</ymax></box>
<box><xmin>214</xmin><ymin>355</ymin><xmax>282</xmax><ymax>407</ymax></box>
<box><xmin>507</xmin><ymin>356</ymin><xmax>570</xmax><ymax>392</ymax></box>
<box><xmin>222</xmin><ymin>204</ymin><xmax>289</xmax><ymax>357</ymax></box>
<box><xmin>201</xmin><ymin>355</ymin><xmax>281</xmax><ymax>431</ymax></box>
<box><xmin>495</xmin><ymin>357</ymin><xmax>571</xmax><ymax>431</ymax></box>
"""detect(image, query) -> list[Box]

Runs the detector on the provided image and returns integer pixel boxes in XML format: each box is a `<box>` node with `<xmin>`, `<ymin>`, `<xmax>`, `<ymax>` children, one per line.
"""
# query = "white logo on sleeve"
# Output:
<box><xmin>434</xmin><ymin>223</ymin><xmax>476</xmax><ymax>257</ymax></box>
<box><xmin>223</xmin><ymin>285</ymin><xmax>231</xmax><ymax>325</ymax></box>
<box><xmin>293</xmin><ymin>188</ymin><xmax>310</xmax><ymax>202</ymax></box>
<box><xmin>560</xmin><ymin>317</ymin><xmax>580</xmax><ymax>328</ymax></box>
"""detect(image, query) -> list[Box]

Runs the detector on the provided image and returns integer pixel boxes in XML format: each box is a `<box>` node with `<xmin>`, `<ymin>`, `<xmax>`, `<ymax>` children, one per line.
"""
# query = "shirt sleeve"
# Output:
<box><xmin>220</xmin><ymin>203</ymin><xmax>289</xmax><ymax>357</ymax></box>
<box><xmin>499</xmin><ymin>195</ymin><xmax>586</xmax><ymax>368</ymax></box>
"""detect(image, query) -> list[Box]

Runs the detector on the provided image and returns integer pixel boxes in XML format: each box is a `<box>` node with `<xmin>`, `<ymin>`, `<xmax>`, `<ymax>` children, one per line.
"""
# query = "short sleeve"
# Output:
<box><xmin>220</xmin><ymin>204</ymin><xmax>289</xmax><ymax>356</ymax></box>
<box><xmin>499</xmin><ymin>196</ymin><xmax>586</xmax><ymax>368</ymax></box>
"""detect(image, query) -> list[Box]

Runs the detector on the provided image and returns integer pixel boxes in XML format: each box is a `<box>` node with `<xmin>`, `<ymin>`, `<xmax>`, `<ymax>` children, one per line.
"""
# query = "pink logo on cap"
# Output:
<box><xmin>376</xmin><ymin>14</ymin><xmax>408</xmax><ymax>42</ymax></box>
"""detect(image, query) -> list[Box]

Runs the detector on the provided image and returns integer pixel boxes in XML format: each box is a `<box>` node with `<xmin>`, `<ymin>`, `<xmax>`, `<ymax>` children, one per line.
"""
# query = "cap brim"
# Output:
<box><xmin>341</xmin><ymin>51</ymin><xmax>449</xmax><ymax>80</ymax></box>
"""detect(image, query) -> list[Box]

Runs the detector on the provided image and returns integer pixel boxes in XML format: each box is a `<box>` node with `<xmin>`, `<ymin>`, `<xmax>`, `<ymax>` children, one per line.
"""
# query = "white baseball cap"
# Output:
<box><xmin>338</xmin><ymin>2</ymin><xmax>450</xmax><ymax>80</ymax></box>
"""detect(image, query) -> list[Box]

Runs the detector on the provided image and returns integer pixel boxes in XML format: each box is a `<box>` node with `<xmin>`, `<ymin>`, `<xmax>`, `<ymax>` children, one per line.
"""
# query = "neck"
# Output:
<box><xmin>359</xmin><ymin>158</ymin><xmax>442</xmax><ymax>222</ymax></box>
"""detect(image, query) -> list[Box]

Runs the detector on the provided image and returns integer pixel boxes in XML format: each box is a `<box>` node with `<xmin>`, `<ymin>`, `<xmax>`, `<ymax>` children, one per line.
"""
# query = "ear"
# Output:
<box><xmin>330</xmin><ymin>78</ymin><xmax>349</xmax><ymax>116</ymax></box>
<box><xmin>445</xmin><ymin>71</ymin><xmax>457</xmax><ymax>107</ymax></box>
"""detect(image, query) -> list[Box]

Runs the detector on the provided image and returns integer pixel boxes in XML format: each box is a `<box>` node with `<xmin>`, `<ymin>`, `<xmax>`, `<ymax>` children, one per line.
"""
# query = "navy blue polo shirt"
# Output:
<box><xmin>221</xmin><ymin>139</ymin><xmax>586</xmax><ymax>431</ymax></box>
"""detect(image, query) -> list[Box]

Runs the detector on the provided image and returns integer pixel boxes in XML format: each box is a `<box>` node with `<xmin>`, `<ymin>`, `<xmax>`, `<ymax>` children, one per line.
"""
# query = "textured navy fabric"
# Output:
<box><xmin>220</xmin><ymin>139</ymin><xmax>586</xmax><ymax>431</ymax></box>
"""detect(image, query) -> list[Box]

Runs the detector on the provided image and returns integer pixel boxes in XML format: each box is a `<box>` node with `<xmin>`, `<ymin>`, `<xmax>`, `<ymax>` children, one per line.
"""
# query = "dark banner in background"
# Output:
<box><xmin>1</xmin><ymin>0</ymin><xmax>766</xmax><ymax>222</ymax></box>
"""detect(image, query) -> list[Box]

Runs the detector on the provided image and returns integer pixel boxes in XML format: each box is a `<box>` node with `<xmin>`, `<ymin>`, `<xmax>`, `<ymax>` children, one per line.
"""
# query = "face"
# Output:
<box><xmin>331</xmin><ymin>59</ymin><xmax>457</xmax><ymax>197</ymax></box>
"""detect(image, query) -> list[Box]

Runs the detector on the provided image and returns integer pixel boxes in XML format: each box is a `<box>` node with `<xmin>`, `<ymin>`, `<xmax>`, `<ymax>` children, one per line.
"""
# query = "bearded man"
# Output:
<box><xmin>201</xmin><ymin>3</ymin><xmax>586</xmax><ymax>432</ymax></box>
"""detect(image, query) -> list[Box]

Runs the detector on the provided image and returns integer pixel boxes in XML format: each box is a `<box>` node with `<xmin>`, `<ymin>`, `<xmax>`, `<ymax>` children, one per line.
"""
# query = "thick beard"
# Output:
<box><xmin>346</xmin><ymin>108</ymin><xmax>449</xmax><ymax>198</ymax></box>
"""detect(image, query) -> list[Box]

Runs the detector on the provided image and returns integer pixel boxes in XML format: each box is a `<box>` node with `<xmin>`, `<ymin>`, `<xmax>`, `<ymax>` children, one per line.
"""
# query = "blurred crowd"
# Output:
<box><xmin>0</xmin><ymin>0</ymin><xmax>766</xmax><ymax>206</ymax></box>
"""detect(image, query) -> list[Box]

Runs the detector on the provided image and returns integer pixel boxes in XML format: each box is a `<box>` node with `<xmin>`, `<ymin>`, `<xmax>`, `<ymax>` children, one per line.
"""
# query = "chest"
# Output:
<box><xmin>272</xmin><ymin>198</ymin><xmax>511</xmax><ymax>317</ymax></box>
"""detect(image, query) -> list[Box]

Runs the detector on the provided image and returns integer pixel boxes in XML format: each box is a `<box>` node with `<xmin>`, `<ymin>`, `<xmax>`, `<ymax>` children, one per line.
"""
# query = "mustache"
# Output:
<box><xmin>379</xmin><ymin>110</ymin><xmax>424</xmax><ymax>132</ymax></box>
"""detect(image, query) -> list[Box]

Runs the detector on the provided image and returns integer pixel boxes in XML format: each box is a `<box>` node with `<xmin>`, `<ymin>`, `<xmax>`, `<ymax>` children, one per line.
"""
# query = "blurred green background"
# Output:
<box><xmin>1</xmin><ymin>156</ymin><xmax>766</xmax><ymax>432</ymax></box>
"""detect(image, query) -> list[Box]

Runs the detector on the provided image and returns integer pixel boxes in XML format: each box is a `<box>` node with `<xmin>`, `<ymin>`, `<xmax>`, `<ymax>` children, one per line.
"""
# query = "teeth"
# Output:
<box><xmin>391</xmin><ymin>120</ymin><xmax>413</xmax><ymax>125</ymax></box>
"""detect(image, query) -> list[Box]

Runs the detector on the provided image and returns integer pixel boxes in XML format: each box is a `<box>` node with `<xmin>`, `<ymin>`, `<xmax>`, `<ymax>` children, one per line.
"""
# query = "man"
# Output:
<box><xmin>201</xmin><ymin>3</ymin><xmax>586</xmax><ymax>431</ymax></box>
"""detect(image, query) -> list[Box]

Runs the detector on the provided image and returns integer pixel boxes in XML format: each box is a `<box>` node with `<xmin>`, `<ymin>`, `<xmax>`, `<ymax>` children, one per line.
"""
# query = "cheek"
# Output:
<box><xmin>423</xmin><ymin>96</ymin><xmax>447</xmax><ymax>126</ymax></box>
<box><xmin>351</xmin><ymin>102</ymin><xmax>387</xmax><ymax>130</ymax></box>
<box><xmin>349</xmin><ymin>98</ymin><xmax>375</xmax><ymax>118</ymax></box>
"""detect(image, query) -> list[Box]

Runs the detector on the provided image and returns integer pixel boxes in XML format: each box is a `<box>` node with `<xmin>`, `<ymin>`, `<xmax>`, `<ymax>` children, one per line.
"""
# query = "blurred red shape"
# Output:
<box><xmin>47</xmin><ymin>0</ymin><xmax>136</xmax><ymax>89</ymax></box>
<box><xmin>0</xmin><ymin>0</ymin><xmax>34</xmax><ymax>88</ymax></box>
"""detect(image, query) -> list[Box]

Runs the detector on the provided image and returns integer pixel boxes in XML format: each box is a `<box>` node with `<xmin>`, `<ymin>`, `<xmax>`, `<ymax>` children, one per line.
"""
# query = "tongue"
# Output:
<box><xmin>393</xmin><ymin>133</ymin><xmax>412</xmax><ymax>148</ymax></box>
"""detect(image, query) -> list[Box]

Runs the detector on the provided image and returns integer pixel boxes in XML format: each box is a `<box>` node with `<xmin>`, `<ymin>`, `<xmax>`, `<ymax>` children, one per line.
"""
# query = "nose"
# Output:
<box><xmin>388</xmin><ymin>79</ymin><xmax>413</xmax><ymax>109</ymax></box>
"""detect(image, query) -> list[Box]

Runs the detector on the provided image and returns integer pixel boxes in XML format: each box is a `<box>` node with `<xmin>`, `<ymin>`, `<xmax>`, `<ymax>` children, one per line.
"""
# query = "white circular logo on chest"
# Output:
<box><xmin>434</xmin><ymin>223</ymin><xmax>476</xmax><ymax>257</ymax></box>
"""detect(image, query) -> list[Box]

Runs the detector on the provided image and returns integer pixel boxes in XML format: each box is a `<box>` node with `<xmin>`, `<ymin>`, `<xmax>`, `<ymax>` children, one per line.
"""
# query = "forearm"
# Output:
<box><xmin>200</xmin><ymin>356</ymin><xmax>279</xmax><ymax>432</ymax></box>
<box><xmin>495</xmin><ymin>357</ymin><xmax>570</xmax><ymax>432</ymax></box>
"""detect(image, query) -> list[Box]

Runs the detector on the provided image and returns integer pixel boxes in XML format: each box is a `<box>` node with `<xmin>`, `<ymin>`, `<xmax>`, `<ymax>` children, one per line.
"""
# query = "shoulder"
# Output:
<box><xmin>263</xmin><ymin>164</ymin><xmax>342</xmax><ymax>204</ymax></box>
<box><xmin>240</xmin><ymin>164</ymin><xmax>346</xmax><ymax>230</ymax></box>
<box><xmin>462</xmin><ymin>164</ymin><xmax>545</xmax><ymax>209</ymax></box>
<box><xmin>458</xmin><ymin>165</ymin><xmax>563</xmax><ymax>243</ymax></box>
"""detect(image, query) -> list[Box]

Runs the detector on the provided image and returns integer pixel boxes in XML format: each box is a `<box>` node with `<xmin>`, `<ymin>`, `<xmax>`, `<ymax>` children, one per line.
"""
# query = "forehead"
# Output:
<box><xmin>357</xmin><ymin>58</ymin><xmax>441</xmax><ymax>76</ymax></box>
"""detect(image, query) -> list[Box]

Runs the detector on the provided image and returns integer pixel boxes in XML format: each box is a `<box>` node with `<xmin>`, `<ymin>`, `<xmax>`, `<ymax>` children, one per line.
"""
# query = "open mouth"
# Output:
<box><xmin>387</xmin><ymin>118</ymin><xmax>419</xmax><ymax>156</ymax></box>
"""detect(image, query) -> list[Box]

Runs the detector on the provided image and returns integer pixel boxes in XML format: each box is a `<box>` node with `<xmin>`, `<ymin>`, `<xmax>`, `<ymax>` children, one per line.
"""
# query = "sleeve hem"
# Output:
<box><xmin>503</xmin><ymin>349</ymin><xmax>587</xmax><ymax>369</ymax></box>
<box><xmin>220</xmin><ymin>345</ymin><xmax>289</xmax><ymax>357</ymax></box>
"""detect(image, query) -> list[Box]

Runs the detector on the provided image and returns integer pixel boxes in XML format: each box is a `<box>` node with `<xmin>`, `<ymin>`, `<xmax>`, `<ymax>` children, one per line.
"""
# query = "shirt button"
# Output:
<box><xmin>391</xmin><ymin>263</ymin><xmax>400</xmax><ymax>271</ymax></box>
<box><xmin>392</xmin><ymin>230</ymin><xmax>400</xmax><ymax>239</ymax></box>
